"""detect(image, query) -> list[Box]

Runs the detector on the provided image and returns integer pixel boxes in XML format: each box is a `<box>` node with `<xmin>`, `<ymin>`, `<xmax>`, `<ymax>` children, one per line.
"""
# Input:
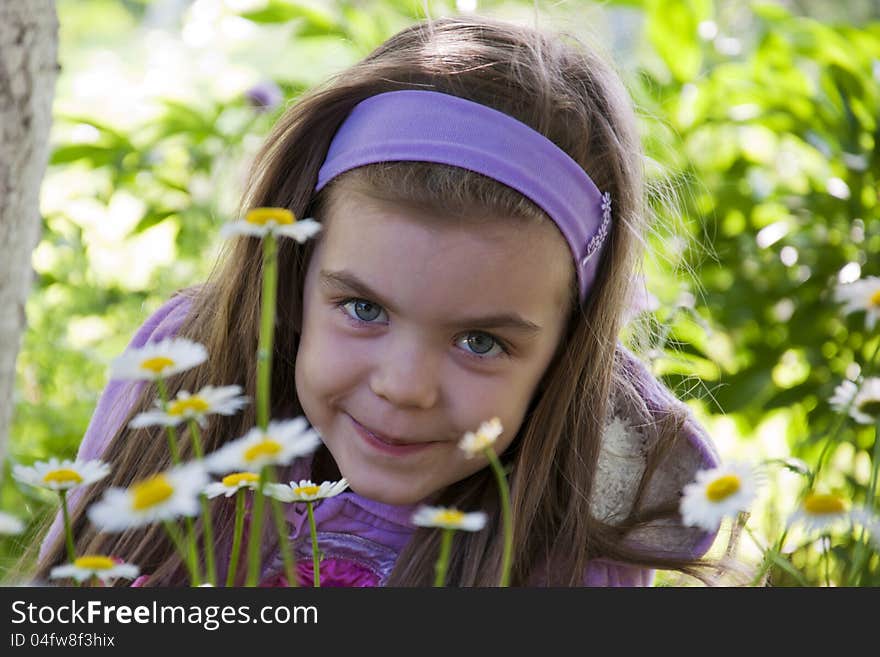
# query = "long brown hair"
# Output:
<box><xmin>32</xmin><ymin>15</ymin><xmax>730</xmax><ymax>586</ymax></box>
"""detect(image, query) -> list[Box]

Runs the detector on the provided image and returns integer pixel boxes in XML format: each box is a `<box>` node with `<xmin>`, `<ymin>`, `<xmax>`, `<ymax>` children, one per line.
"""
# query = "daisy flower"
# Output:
<box><xmin>87</xmin><ymin>463</ymin><xmax>208</xmax><ymax>532</ymax></box>
<box><xmin>203</xmin><ymin>472</ymin><xmax>261</xmax><ymax>498</ymax></box>
<box><xmin>204</xmin><ymin>417</ymin><xmax>321</xmax><ymax>474</ymax></box>
<box><xmin>834</xmin><ymin>275</ymin><xmax>880</xmax><ymax>330</ymax></box>
<box><xmin>130</xmin><ymin>385</ymin><xmax>249</xmax><ymax>429</ymax></box>
<box><xmin>458</xmin><ymin>417</ymin><xmax>503</xmax><ymax>458</ymax></box>
<box><xmin>13</xmin><ymin>458</ymin><xmax>110</xmax><ymax>492</ymax></box>
<box><xmin>829</xmin><ymin>377</ymin><xmax>880</xmax><ymax>424</ymax></box>
<box><xmin>786</xmin><ymin>491</ymin><xmax>871</xmax><ymax>536</ymax></box>
<box><xmin>679</xmin><ymin>460</ymin><xmax>762</xmax><ymax>532</ymax></box>
<box><xmin>110</xmin><ymin>338</ymin><xmax>208</xmax><ymax>382</ymax></box>
<box><xmin>265</xmin><ymin>478</ymin><xmax>349</xmax><ymax>588</ymax></box>
<box><xmin>266</xmin><ymin>478</ymin><xmax>348</xmax><ymax>503</ymax></box>
<box><xmin>412</xmin><ymin>506</ymin><xmax>488</xmax><ymax>532</ymax></box>
<box><xmin>49</xmin><ymin>556</ymin><xmax>139</xmax><ymax>584</ymax></box>
<box><xmin>0</xmin><ymin>511</ymin><xmax>24</xmax><ymax>535</ymax></box>
<box><xmin>219</xmin><ymin>207</ymin><xmax>322</xmax><ymax>242</ymax></box>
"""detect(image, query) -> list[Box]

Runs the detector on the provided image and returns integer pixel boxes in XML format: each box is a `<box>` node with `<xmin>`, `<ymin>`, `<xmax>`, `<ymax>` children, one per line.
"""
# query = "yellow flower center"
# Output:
<box><xmin>140</xmin><ymin>356</ymin><xmax>175</xmax><ymax>374</ymax></box>
<box><xmin>43</xmin><ymin>469</ymin><xmax>83</xmax><ymax>486</ymax></box>
<box><xmin>293</xmin><ymin>485</ymin><xmax>321</xmax><ymax>497</ymax></box>
<box><xmin>73</xmin><ymin>555</ymin><xmax>115</xmax><ymax>571</ymax></box>
<box><xmin>246</xmin><ymin>207</ymin><xmax>295</xmax><ymax>226</ymax></box>
<box><xmin>869</xmin><ymin>289</ymin><xmax>880</xmax><ymax>308</ymax></box>
<box><xmin>705</xmin><ymin>474</ymin><xmax>741</xmax><ymax>502</ymax></box>
<box><xmin>243</xmin><ymin>439</ymin><xmax>282</xmax><ymax>463</ymax></box>
<box><xmin>131</xmin><ymin>475</ymin><xmax>174</xmax><ymax>510</ymax></box>
<box><xmin>168</xmin><ymin>396</ymin><xmax>210</xmax><ymax>416</ymax></box>
<box><xmin>803</xmin><ymin>492</ymin><xmax>846</xmax><ymax>515</ymax></box>
<box><xmin>436</xmin><ymin>509</ymin><xmax>465</xmax><ymax>525</ymax></box>
<box><xmin>222</xmin><ymin>472</ymin><xmax>259</xmax><ymax>488</ymax></box>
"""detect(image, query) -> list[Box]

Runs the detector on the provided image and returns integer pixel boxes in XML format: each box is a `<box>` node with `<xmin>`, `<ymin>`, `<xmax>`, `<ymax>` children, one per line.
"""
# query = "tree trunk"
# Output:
<box><xmin>0</xmin><ymin>0</ymin><xmax>59</xmax><ymax>466</ymax></box>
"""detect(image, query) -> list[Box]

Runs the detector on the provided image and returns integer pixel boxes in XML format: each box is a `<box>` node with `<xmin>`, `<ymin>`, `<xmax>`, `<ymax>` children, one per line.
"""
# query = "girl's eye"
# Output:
<box><xmin>337</xmin><ymin>297</ymin><xmax>509</xmax><ymax>360</ymax></box>
<box><xmin>343</xmin><ymin>299</ymin><xmax>385</xmax><ymax>323</ymax></box>
<box><xmin>455</xmin><ymin>332</ymin><xmax>506</xmax><ymax>359</ymax></box>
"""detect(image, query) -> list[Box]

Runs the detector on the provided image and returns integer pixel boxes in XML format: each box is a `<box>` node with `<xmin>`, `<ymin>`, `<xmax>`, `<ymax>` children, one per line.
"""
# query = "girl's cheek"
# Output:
<box><xmin>304</xmin><ymin>317</ymin><xmax>372</xmax><ymax>391</ymax></box>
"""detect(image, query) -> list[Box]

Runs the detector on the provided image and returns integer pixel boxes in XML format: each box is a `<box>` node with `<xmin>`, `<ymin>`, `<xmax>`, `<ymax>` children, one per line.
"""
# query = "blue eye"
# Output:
<box><xmin>336</xmin><ymin>297</ymin><xmax>509</xmax><ymax>360</ymax></box>
<box><xmin>348</xmin><ymin>299</ymin><xmax>383</xmax><ymax>322</ymax></box>
<box><xmin>457</xmin><ymin>332</ymin><xmax>504</xmax><ymax>358</ymax></box>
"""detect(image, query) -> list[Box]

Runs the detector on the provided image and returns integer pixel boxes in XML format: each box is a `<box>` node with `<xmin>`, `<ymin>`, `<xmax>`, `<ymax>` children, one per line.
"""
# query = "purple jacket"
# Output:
<box><xmin>42</xmin><ymin>293</ymin><xmax>718</xmax><ymax>586</ymax></box>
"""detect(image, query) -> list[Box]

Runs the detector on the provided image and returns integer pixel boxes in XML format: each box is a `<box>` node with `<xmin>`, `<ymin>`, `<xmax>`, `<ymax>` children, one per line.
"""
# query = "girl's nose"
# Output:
<box><xmin>369</xmin><ymin>336</ymin><xmax>439</xmax><ymax>410</ymax></box>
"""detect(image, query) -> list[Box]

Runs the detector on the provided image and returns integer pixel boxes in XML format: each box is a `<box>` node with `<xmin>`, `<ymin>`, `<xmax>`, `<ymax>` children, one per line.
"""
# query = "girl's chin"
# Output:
<box><xmin>342</xmin><ymin>474</ymin><xmax>436</xmax><ymax>507</ymax></box>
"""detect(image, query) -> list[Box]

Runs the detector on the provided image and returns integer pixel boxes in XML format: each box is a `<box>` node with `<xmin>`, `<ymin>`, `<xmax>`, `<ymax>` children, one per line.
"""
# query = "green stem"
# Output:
<box><xmin>197</xmin><ymin>497</ymin><xmax>215</xmax><ymax>586</ymax></box>
<box><xmin>226</xmin><ymin>490</ymin><xmax>246</xmax><ymax>587</ymax></box>
<box><xmin>256</xmin><ymin>232</ymin><xmax>278</xmax><ymax>431</ymax></box>
<box><xmin>189</xmin><ymin>420</ymin><xmax>215</xmax><ymax>586</ymax></box>
<box><xmin>183</xmin><ymin>516</ymin><xmax>201</xmax><ymax>586</ymax></box>
<box><xmin>848</xmin><ymin>417</ymin><xmax>880</xmax><ymax>586</ymax></box>
<box><xmin>485</xmin><ymin>448</ymin><xmax>513</xmax><ymax>587</ymax></box>
<box><xmin>59</xmin><ymin>490</ymin><xmax>76</xmax><ymax>564</ymax></box>
<box><xmin>307</xmin><ymin>501</ymin><xmax>320</xmax><ymax>587</ymax></box>
<box><xmin>163</xmin><ymin>520</ymin><xmax>198</xmax><ymax>584</ymax></box>
<box><xmin>155</xmin><ymin>378</ymin><xmax>180</xmax><ymax>464</ymax></box>
<box><xmin>187</xmin><ymin>418</ymin><xmax>205</xmax><ymax>460</ymax></box>
<box><xmin>245</xmin><ymin>466</ymin><xmax>269</xmax><ymax>586</ymax></box>
<box><xmin>433</xmin><ymin>528</ymin><xmax>455</xmax><ymax>587</ymax></box>
<box><xmin>270</xmin><ymin>494</ymin><xmax>298</xmax><ymax>587</ymax></box>
<box><xmin>750</xmin><ymin>526</ymin><xmax>789</xmax><ymax>587</ymax></box>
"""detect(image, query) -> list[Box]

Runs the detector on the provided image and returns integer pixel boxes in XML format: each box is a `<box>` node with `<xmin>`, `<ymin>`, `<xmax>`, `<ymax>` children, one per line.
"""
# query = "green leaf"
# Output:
<box><xmin>712</xmin><ymin>369</ymin><xmax>774</xmax><ymax>414</ymax></box>
<box><xmin>49</xmin><ymin>144</ymin><xmax>117</xmax><ymax>167</ymax></box>
<box><xmin>768</xmin><ymin>551</ymin><xmax>811</xmax><ymax>586</ymax></box>
<box><xmin>241</xmin><ymin>0</ymin><xmax>343</xmax><ymax>37</ymax></box>
<box><xmin>132</xmin><ymin>210</ymin><xmax>178</xmax><ymax>235</ymax></box>
<box><xmin>645</xmin><ymin>0</ymin><xmax>709</xmax><ymax>82</ymax></box>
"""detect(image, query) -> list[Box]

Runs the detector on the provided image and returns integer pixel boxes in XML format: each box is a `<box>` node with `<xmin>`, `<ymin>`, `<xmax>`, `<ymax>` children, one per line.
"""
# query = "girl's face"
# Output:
<box><xmin>295</xmin><ymin>188</ymin><xmax>573</xmax><ymax>505</ymax></box>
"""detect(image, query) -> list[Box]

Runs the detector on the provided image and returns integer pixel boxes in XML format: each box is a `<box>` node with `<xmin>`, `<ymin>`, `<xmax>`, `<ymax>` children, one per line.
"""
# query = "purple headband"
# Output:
<box><xmin>314</xmin><ymin>89</ymin><xmax>612</xmax><ymax>302</ymax></box>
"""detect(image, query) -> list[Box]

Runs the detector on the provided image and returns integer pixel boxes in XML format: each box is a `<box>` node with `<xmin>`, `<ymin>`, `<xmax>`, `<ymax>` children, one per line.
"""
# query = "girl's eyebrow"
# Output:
<box><xmin>319</xmin><ymin>269</ymin><xmax>543</xmax><ymax>335</ymax></box>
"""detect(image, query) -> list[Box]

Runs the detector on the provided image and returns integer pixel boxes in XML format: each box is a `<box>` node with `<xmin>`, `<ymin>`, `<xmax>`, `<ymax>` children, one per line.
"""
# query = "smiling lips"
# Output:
<box><xmin>348</xmin><ymin>414</ymin><xmax>442</xmax><ymax>455</ymax></box>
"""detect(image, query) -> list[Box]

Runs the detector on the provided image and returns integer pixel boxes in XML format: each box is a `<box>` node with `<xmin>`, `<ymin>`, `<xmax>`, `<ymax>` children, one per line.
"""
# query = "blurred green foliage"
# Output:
<box><xmin>3</xmin><ymin>0</ymin><xmax>878</xmax><ymax>586</ymax></box>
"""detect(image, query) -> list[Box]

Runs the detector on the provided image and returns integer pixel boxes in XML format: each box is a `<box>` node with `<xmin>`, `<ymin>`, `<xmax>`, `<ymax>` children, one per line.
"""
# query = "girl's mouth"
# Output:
<box><xmin>348</xmin><ymin>415</ymin><xmax>439</xmax><ymax>456</ymax></box>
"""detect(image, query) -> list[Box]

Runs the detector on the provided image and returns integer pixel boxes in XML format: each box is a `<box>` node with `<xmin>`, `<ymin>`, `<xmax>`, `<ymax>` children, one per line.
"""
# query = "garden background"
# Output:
<box><xmin>1</xmin><ymin>0</ymin><xmax>878</xmax><ymax>586</ymax></box>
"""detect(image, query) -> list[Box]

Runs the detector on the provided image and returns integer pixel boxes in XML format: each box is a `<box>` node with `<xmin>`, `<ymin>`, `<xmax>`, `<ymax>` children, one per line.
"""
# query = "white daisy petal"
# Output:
<box><xmin>0</xmin><ymin>511</ymin><xmax>24</xmax><ymax>535</ymax></box>
<box><xmin>276</xmin><ymin>218</ymin><xmax>323</xmax><ymax>243</ymax></box>
<box><xmin>834</xmin><ymin>276</ymin><xmax>880</xmax><ymax>330</ymax></box>
<box><xmin>130</xmin><ymin>410</ymin><xmax>178</xmax><ymax>429</ymax></box>
<box><xmin>50</xmin><ymin>556</ymin><xmax>139</xmax><ymax>584</ymax></box>
<box><xmin>458</xmin><ymin>417</ymin><xmax>503</xmax><ymax>458</ymax></box>
<box><xmin>87</xmin><ymin>463</ymin><xmax>208</xmax><ymax>532</ymax></box>
<box><xmin>13</xmin><ymin>458</ymin><xmax>111</xmax><ymax>492</ymax></box>
<box><xmin>204</xmin><ymin>417</ymin><xmax>321</xmax><ymax>474</ymax></box>
<box><xmin>219</xmin><ymin>220</ymin><xmax>270</xmax><ymax>239</ymax></box>
<box><xmin>412</xmin><ymin>505</ymin><xmax>487</xmax><ymax>532</ymax></box>
<box><xmin>266</xmin><ymin>478</ymin><xmax>348</xmax><ymax>503</ymax></box>
<box><xmin>110</xmin><ymin>338</ymin><xmax>208</xmax><ymax>382</ymax></box>
<box><xmin>679</xmin><ymin>460</ymin><xmax>763</xmax><ymax>532</ymax></box>
<box><xmin>849</xmin><ymin>378</ymin><xmax>880</xmax><ymax>424</ymax></box>
<box><xmin>828</xmin><ymin>379</ymin><xmax>859</xmax><ymax>413</ymax></box>
<box><xmin>130</xmin><ymin>385</ymin><xmax>248</xmax><ymax>429</ymax></box>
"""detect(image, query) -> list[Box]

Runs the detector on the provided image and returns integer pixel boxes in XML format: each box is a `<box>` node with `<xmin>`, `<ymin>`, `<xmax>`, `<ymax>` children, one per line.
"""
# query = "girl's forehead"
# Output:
<box><xmin>314</xmin><ymin>192</ymin><xmax>574</xmax><ymax>317</ymax></box>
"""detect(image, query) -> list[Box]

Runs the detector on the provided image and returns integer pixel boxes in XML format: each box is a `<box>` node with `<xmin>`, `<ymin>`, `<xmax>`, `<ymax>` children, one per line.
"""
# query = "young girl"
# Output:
<box><xmin>35</xmin><ymin>14</ymin><xmax>725</xmax><ymax>586</ymax></box>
